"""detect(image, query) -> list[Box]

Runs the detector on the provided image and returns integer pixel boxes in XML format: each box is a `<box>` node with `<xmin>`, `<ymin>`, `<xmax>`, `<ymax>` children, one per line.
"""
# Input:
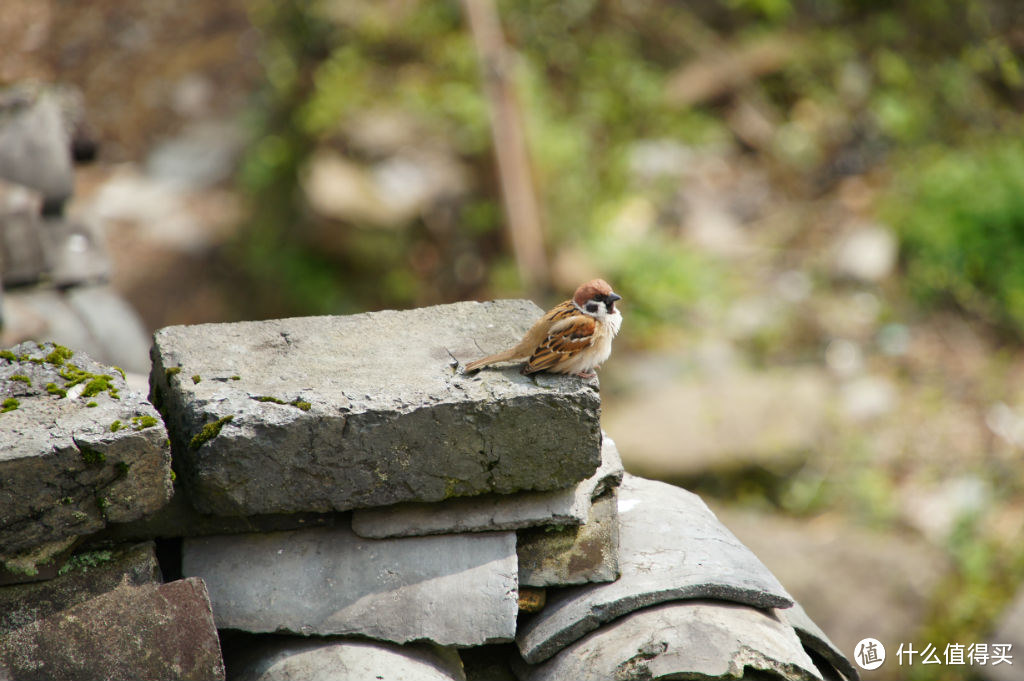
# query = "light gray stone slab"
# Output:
<box><xmin>0</xmin><ymin>577</ymin><xmax>225</xmax><ymax>681</ymax></box>
<box><xmin>0</xmin><ymin>542</ymin><xmax>160</xmax><ymax>636</ymax></box>
<box><xmin>517</xmin><ymin>488</ymin><xmax>619</xmax><ymax>587</ymax></box>
<box><xmin>0</xmin><ymin>342</ymin><xmax>172</xmax><ymax>568</ymax></box>
<box><xmin>225</xmin><ymin>637</ymin><xmax>466</xmax><ymax>681</ymax></box>
<box><xmin>352</xmin><ymin>435</ymin><xmax>623</xmax><ymax>539</ymax></box>
<box><xmin>519</xmin><ymin>600</ymin><xmax>823</xmax><ymax>681</ymax></box>
<box><xmin>40</xmin><ymin>218</ymin><xmax>110</xmax><ymax>288</ymax></box>
<box><xmin>182</xmin><ymin>524</ymin><xmax>518</xmax><ymax>647</ymax></box>
<box><xmin>516</xmin><ymin>474</ymin><xmax>794</xmax><ymax>664</ymax></box>
<box><xmin>0</xmin><ymin>87</ymin><xmax>74</xmax><ymax>204</ymax></box>
<box><xmin>150</xmin><ymin>301</ymin><xmax>602</xmax><ymax>516</ymax></box>
<box><xmin>778</xmin><ymin>602</ymin><xmax>859</xmax><ymax>681</ymax></box>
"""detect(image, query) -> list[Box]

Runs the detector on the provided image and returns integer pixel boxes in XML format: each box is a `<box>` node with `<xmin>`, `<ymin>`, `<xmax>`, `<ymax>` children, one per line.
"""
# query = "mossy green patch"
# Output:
<box><xmin>253</xmin><ymin>395</ymin><xmax>312</xmax><ymax>411</ymax></box>
<box><xmin>131</xmin><ymin>414</ymin><xmax>158</xmax><ymax>430</ymax></box>
<box><xmin>58</xmin><ymin>364</ymin><xmax>119</xmax><ymax>399</ymax></box>
<box><xmin>86</xmin><ymin>401</ymin><xmax>98</xmax><ymax>408</ymax></box>
<box><xmin>112</xmin><ymin>366</ymin><xmax>126</xmax><ymax>380</ymax></box>
<box><xmin>109</xmin><ymin>420</ymin><xmax>123</xmax><ymax>433</ymax></box>
<box><xmin>230</xmin><ymin>375</ymin><xmax>241</xmax><ymax>380</ymax></box>
<box><xmin>191</xmin><ymin>374</ymin><xmax>202</xmax><ymax>384</ymax></box>
<box><xmin>0</xmin><ymin>350</ymin><xmax>16</xmax><ymax>362</ymax></box>
<box><xmin>9</xmin><ymin>374</ymin><xmax>30</xmax><ymax>386</ymax></box>
<box><xmin>165</xmin><ymin>366</ymin><xmax>182</xmax><ymax>378</ymax></box>
<box><xmin>79</xmin><ymin>445</ymin><xmax>105</xmax><ymax>464</ymax></box>
<box><xmin>43</xmin><ymin>345</ymin><xmax>74</xmax><ymax>366</ymax></box>
<box><xmin>57</xmin><ymin>550</ymin><xmax>113</xmax><ymax>576</ymax></box>
<box><xmin>46</xmin><ymin>382</ymin><xmax>67</xmax><ymax>398</ymax></box>
<box><xmin>190</xmin><ymin>414</ymin><xmax>235</xmax><ymax>449</ymax></box>
<box><xmin>1</xmin><ymin>397</ymin><xmax>19</xmax><ymax>413</ymax></box>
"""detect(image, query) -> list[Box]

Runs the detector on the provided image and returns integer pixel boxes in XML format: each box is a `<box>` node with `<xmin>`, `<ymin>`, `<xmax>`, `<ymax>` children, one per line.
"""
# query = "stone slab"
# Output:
<box><xmin>519</xmin><ymin>600</ymin><xmax>823</xmax><ymax>681</ymax></box>
<box><xmin>0</xmin><ymin>342</ymin><xmax>172</xmax><ymax>566</ymax></box>
<box><xmin>778</xmin><ymin>602</ymin><xmax>859</xmax><ymax>681</ymax></box>
<box><xmin>516</xmin><ymin>474</ymin><xmax>794</xmax><ymax>664</ymax></box>
<box><xmin>0</xmin><ymin>542</ymin><xmax>160</xmax><ymax>636</ymax></box>
<box><xmin>39</xmin><ymin>218</ymin><xmax>110</xmax><ymax>288</ymax></box>
<box><xmin>517</xmin><ymin>488</ymin><xmax>619</xmax><ymax>587</ymax></box>
<box><xmin>182</xmin><ymin>524</ymin><xmax>518</xmax><ymax>646</ymax></box>
<box><xmin>352</xmin><ymin>435</ymin><xmax>623</xmax><ymax>539</ymax></box>
<box><xmin>224</xmin><ymin>637</ymin><xmax>466</xmax><ymax>681</ymax></box>
<box><xmin>0</xmin><ymin>87</ymin><xmax>74</xmax><ymax>204</ymax></box>
<box><xmin>0</xmin><ymin>577</ymin><xmax>225</xmax><ymax>681</ymax></box>
<box><xmin>150</xmin><ymin>302</ymin><xmax>602</xmax><ymax>516</ymax></box>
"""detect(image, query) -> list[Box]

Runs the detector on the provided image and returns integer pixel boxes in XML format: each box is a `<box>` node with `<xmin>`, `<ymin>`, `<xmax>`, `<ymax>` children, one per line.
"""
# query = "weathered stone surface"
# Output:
<box><xmin>778</xmin><ymin>602</ymin><xmax>859</xmax><ymax>681</ymax></box>
<box><xmin>0</xmin><ymin>577</ymin><xmax>225</xmax><ymax>681</ymax></box>
<box><xmin>516</xmin><ymin>475</ymin><xmax>793</xmax><ymax>664</ymax></box>
<box><xmin>517</xmin><ymin>488</ymin><xmax>619</xmax><ymax>587</ymax></box>
<box><xmin>90</xmin><ymin>485</ymin><xmax>336</xmax><ymax>544</ymax></box>
<box><xmin>0</xmin><ymin>542</ymin><xmax>160</xmax><ymax>636</ymax></box>
<box><xmin>0</xmin><ymin>180</ymin><xmax>45</xmax><ymax>287</ymax></box>
<box><xmin>0</xmin><ymin>342</ymin><xmax>172</xmax><ymax>566</ymax></box>
<box><xmin>224</xmin><ymin>636</ymin><xmax>466</xmax><ymax>681</ymax></box>
<box><xmin>183</xmin><ymin>524</ymin><xmax>518</xmax><ymax>646</ymax></box>
<box><xmin>352</xmin><ymin>435</ymin><xmax>623</xmax><ymax>539</ymax></box>
<box><xmin>150</xmin><ymin>302</ymin><xmax>602</xmax><ymax>516</ymax></box>
<box><xmin>0</xmin><ymin>88</ymin><xmax>74</xmax><ymax>204</ymax></box>
<box><xmin>520</xmin><ymin>601</ymin><xmax>823</xmax><ymax>681</ymax></box>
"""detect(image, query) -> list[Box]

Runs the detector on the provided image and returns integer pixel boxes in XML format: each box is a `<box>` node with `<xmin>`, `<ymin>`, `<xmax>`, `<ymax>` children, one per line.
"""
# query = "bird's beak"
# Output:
<box><xmin>608</xmin><ymin>292</ymin><xmax>622</xmax><ymax>302</ymax></box>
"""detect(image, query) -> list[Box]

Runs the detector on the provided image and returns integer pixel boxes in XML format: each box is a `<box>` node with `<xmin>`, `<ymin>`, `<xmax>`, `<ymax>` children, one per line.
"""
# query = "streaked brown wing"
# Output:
<box><xmin>523</xmin><ymin>314</ymin><xmax>596</xmax><ymax>374</ymax></box>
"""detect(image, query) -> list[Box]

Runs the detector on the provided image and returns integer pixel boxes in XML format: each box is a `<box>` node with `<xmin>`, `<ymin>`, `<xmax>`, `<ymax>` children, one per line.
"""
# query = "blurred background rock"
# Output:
<box><xmin>1</xmin><ymin>1</ymin><xmax>1022</xmax><ymax>679</ymax></box>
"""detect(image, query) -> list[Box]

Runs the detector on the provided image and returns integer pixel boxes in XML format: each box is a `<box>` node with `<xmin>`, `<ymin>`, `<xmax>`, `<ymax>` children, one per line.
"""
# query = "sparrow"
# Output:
<box><xmin>465</xmin><ymin>279</ymin><xmax>622</xmax><ymax>379</ymax></box>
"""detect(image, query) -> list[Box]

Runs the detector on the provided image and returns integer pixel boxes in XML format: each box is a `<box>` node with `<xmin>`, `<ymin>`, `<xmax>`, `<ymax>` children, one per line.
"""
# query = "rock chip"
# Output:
<box><xmin>0</xmin><ymin>342</ymin><xmax>172</xmax><ymax>567</ymax></box>
<box><xmin>516</xmin><ymin>475</ymin><xmax>793</xmax><ymax>664</ymax></box>
<box><xmin>0</xmin><ymin>577</ymin><xmax>225</xmax><ymax>681</ymax></box>
<box><xmin>183</xmin><ymin>524</ymin><xmax>518</xmax><ymax>646</ymax></box>
<box><xmin>151</xmin><ymin>302</ymin><xmax>602</xmax><ymax>516</ymax></box>
<box><xmin>224</xmin><ymin>636</ymin><xmax>466</xmax><ymax>681</ymax></box>
<box><xmin>520</xmin><ymin>600</ymin><xmax>823</xmax><ymax>681</ymax></box>
<box><xmin>352</xmin><ymin>435</ymin><xmax>623</xmax><ymax>539</ymax></box>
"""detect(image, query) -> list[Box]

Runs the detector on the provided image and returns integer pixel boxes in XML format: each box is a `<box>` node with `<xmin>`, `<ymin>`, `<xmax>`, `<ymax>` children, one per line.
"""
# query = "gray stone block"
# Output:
<box><xmin>0</xmin><ymin>542</ymin><xmax>160</xmax><ymax>636</ymax></box>
<box><xmin>182</xmin><ymin>524</ymin><xmax>518</xmax><ymax>646</ymax></box>
<box><xmin>516</xmin><ymin>475</ymin><xmax>794</xmax><ymax>664</ymax></box>
<box><xmin>225</xmin><ymin>637</ymin><xmax>466</xmax><ymax>681</ymax></box>
<box><xmin>0</xmin><ymin>88</ymin><xmax>74</xmax><ymax>204</ymax></box>
<box><xmin>0</xmin><ymin>577</ymin><xmax>225</xmax><ymax>681</ymax></box>
<box><xmin>352</xmin><ymin>435</ymin><xmax>623</xmax><ymax>539</ymax></box>
<box><xmin>0</xmin><ymin>342</ymin><xmax>172</xmax><ymax>568</ymax></box>
<box><xmin>150</xmin><ymin>302</ymin><xmax>602</xmax><ymax>516</ymax></box>
<box><xmin>779</xmin><ymin>602</ymin><xmax>859</xmax><ymax>681</ymax></box>
<box><xmin>519</xmin><ymin>601</ymin><xmax>823</xmax><ymax>681</ymax></box>
<box><xmin>517</xmin><ymin>488</ymin><xmax>619</xmax><ymax>588</ymax></box>
<box><xmin>39</xmin><ymin>218</ymin><xmax>110</xmax><ymax>288</ymax></box>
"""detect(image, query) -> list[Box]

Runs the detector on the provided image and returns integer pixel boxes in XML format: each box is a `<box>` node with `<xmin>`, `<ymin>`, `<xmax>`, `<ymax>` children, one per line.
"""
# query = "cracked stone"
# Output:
<box><xmin>0</xmin><ymin>342</ymin><xmax>171</xmax><ymax>568</ymax></box>
<box><xmin>516</xmin><ymin>475</ymin><xmax>793</xmax><ymax>664</ymax></box>
<box><xmin>150</xmin><ymin>301</ymin><xmax>602</xmax><ymax>516</ymax></box>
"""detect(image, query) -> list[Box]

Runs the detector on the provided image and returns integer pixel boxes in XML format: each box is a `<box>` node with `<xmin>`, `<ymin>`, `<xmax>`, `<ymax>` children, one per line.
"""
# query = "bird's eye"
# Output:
<box><xmin>593</xmin><ymin>294</ymin><xmax>606</xmax><ymax>302</ymax></box>
<box><xmin>586</xmin><ymin>303</ymin><xmax>599</xmax><ymax>313</ymax></box>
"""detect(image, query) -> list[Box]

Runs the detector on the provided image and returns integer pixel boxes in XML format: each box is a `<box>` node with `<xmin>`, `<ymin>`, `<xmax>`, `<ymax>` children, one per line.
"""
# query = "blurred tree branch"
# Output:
<box><xmin>461</xmin><ymin>0</ymin><xmax>549</xmax><ymax>295</ymax></box>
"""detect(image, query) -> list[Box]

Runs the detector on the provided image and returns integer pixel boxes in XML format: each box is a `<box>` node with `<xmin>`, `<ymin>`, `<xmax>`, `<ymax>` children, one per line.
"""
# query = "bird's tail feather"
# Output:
<box><xmin>464</xmin><ymin>348</ymin><xmax>522</xmax><ymax>372</ymax></box>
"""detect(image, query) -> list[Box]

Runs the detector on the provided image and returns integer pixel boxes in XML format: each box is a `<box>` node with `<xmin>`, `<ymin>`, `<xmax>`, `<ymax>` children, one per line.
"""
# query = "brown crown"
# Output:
<box><xmin>573</xmin><ymin>279</ymin><xmax>615</xmax><ymax>307</ymax></box>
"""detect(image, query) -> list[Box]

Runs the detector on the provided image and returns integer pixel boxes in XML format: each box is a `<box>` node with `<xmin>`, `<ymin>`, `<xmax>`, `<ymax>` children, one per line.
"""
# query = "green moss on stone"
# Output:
<box><xmin>190</xmin><ymin>414</ymin><xmax>234</xmax><ymax>449</ymax></box>
<box><xmin>0</xmin><ymin>350</ymin><xmax>16</xmax><ymax>362</ymax></box>
<box><xmin>80</xmin><ymin>446</ymin><xmax>105</xmax><ymax>464</ymax></box>
<box><xmin>9</xmin><ymin>374</ymin><xmax>30</xmax><ymax>386</ymax></box>
<box><xmin>253</xmin><ymin>395</ymin><xmax>311</xmax><ymax>411</ymax></box>
<box><xmin>292</xmin><ymin>400</ymin><xmax>311</xmax><ymax>411</ymax></box>
<box><xmin>230</xmin><ymin>375</ymin><xmax>241</xmax><ymax>380</ymax></box>
<box><xmin>45</xmin><ymin>382</ymin><xmax>67</xmax><ymax>398</ymax></box>
<box><xmin>165</xmin><ymin>367</ymin><xmax>182</xmax><ymax>378</ymax></box>
<box><xmin>109</xmin><ymin>420</ymin><xmax>123</xmax><ymax>433</ymax></box>
<box><xmin>191</xmin><ymin>374</ymin><xmax>202</xmax><ymax>384</ymax></box>
<box><xmin>43</xmin><ymin>344</ymin><xmax>74</xmax><ymax>366</ymax></box>
<box><xmin>131</xmin><ymin>415</ymin><xmax>158</xmax><ymax>430</ymax></box>
<box><xmin>112</xmin><ymin>366</ymin><xmax>126</xmax><ymax>380</ymax></box>
<box><xmin>57</xmin><ymin>550</ymin><xmax>113</xmax><ymax>576</ymax></box>
<box><xmin>86</xmin><ymin>401</ymin><xmax>98</xmax><ymax>408</ymax></box>
<box><xmin>1</xmin><ymin>397</ymin><xmax>19</xmax><ymax>413</ymax></box>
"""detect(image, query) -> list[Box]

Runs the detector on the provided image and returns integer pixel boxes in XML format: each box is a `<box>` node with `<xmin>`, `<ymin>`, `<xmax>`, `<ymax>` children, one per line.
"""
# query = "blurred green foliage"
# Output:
<box><xmin>885</xmin><ymin>140</ymin><xmax>1024</xmax><ymax>337</ymax></box>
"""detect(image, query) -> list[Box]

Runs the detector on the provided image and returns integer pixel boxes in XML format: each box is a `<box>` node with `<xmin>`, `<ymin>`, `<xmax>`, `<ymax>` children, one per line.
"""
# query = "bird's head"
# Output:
<box><xmin>573</xmin><ymin>279</ymin><xmax>622</xmax><ymax>316</ymax></box>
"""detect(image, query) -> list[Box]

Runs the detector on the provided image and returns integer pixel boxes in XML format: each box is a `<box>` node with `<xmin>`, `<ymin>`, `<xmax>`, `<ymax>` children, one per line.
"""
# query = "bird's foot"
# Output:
<box><xmin>574</xmin><ymin>370</ymin><xmax>596</xmax><ymax>379</ymax></box>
